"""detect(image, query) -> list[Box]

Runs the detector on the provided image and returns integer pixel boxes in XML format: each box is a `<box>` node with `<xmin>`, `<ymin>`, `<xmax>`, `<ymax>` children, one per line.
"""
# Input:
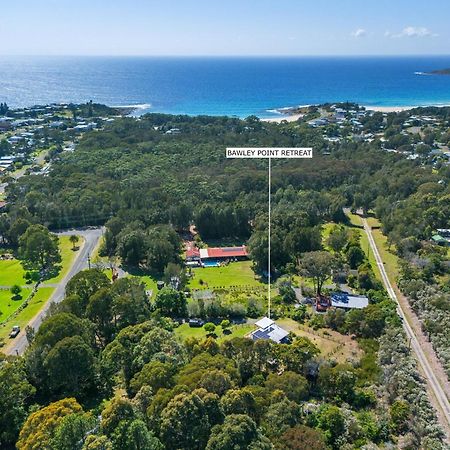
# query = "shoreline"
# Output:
<box><xmin>363</xmin><ymin>105</ymin><xmax>416</xmax><ymax>112</ymax></box>
<box><xmin>262</xmin><ymin>103</ymin><xmax>450</xmax><ymax>123</ymax></box>
<box><xmin>261</xmin><ymin>113</ymin><xmax>305</xmax><ymax>123</ymax></box>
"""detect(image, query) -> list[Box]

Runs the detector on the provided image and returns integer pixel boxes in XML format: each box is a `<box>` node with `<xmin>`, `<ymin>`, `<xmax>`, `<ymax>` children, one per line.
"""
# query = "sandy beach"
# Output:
<box><xmin>261</xmin><ymin>113</ymin><xmax>304</xmax><ymax>123</ymax></box>
<box><xmin>262</xmin><ymin>104</ymin><xmax>425</xmax><ymax>122</ymax></box>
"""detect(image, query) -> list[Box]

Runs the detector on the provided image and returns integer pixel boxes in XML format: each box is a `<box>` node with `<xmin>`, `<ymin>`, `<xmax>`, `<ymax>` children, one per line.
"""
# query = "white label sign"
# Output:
<box><xmin>226</xmin><ymin>147</ymin><xmax>312</xmax><ymax>158</ymax></box>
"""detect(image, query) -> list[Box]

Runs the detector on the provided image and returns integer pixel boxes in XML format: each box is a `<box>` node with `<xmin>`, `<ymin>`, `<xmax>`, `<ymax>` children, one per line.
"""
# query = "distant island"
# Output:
<box><xmin>428</xmin><ymin>68</ymin><xmax>450</xmax><ymax>75</ymax></box>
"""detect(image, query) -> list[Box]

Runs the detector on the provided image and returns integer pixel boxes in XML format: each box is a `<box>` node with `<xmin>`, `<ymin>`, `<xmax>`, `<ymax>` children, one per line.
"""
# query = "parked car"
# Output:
<box><xmin>9</xmin><ymin>325</ymin><xmax>20</xmax><ymax>338</ymax></box>
<box><xmin>188</xmin><ymin>319</ymin><xmax>204</xmax><ymax>328</ymax></box>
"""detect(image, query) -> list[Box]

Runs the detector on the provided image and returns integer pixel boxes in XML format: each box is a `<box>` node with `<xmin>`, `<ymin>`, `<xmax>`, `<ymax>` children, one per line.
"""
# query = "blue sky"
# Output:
<box><xmin>1</xmin><ymin>0</ymin><xmax>449</xmax><ymax>56</ymax></box>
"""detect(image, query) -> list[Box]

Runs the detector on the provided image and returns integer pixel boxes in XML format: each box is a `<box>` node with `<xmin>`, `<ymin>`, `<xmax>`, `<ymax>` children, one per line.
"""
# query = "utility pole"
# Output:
<box><xmin>87</xmin><ymin>254</ymin><xmax>91</xmax><ymax>270</ymax></box>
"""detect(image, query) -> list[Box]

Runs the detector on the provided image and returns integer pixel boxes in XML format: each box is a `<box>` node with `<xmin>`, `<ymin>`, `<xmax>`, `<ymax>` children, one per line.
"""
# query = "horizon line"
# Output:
<box><xmin>1</xmin><ymin>53</ymin><xmax>450</xmax><ymax>58</ymax></box>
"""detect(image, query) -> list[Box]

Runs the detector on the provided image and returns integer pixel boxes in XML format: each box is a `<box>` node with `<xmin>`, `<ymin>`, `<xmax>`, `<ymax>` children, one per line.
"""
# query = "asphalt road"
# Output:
<box><xmin>5</xmin><ymin>227</ymin><xmax>103</xmax><ymax>356</ymax></box>
<box><xmin>362</xmin><ymin>217</ymin><xmax>450</xmax><ymax>434</ymax></box>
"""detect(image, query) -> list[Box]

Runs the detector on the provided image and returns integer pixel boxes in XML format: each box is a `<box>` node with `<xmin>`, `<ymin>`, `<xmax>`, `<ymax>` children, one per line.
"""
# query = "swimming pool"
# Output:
<box><xmin>202</xmin><ymin>259</ymin><xmax>221</xmax><ymax>267</ymax></box>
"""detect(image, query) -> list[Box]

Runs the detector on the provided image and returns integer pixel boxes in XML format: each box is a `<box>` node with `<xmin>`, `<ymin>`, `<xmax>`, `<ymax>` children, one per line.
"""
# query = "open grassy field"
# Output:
<box><xmin>346</xmin><ymin>211</ymin><xmax>364</xmax><ymax>228</ymax></box>
<box><xmin>366</xmin><ymin>215</ymin><xmax>381</xmax><ymax>228</ymax></box>
<box><xmin>0</xmin><ymin>235</ymin><xmax>82</xmax><ymax>287</ymax></box>
<box><xmin>0</xmin><ymin>259</ymin><xmax>27</xmax><ymax>286</ymax></box>
<box><xmin>139</xmin><ymin>274</ymin><xmax>160</xmax><ymax>294</ymax></box>
<box><xmin>277</xmin><ymin>318</ymin><xmax>362</xmax><ymax>363</ymax></box>
<box><xmin>46</xmin><ymin>235</ymin><xmax>84</xmax><ymax>283</ymax></box>
<box><xmin>188</xmin><ymin>261</ymin><xmax>264</xmax><ymax>290</ymax></box>
<box><xmin>358</xmin><ymin>228</ymin><xmax>382</xmax><ymax>282</ymax></box>
<box><xmin>0</xmin><ymin>287</ymin><xmax>55</xmax><ymax>344</ymax></box>
<box><xmin>372</xmin><ymin>229</ymin><xmax>400</xmax><ymax>282</ymax></box>
<box><xmin>175</xmin><ymin>322</ymin><xmax>254</xmax><ymax>343</ymax></box>
<box><xmin>0</xmin><ymin>287</ymin><xmax>32</xmax><ymax>322</ymax></box>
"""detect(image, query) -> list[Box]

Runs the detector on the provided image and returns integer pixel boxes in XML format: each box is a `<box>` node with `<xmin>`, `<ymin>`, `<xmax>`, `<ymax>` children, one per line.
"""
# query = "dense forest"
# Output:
<box><xmin>2</xmin><ymin>111</ymin><xmax>449</xmax><ymax>283</ymax></box>
<box><xmin>1</xmin><ymin>107</ymin><xmax>450</xmax><ymax>449</ymax></box>
<box><xmin>0</xmin><ymin>269</ymin><xmax>445</xmax><ymax>450</ymax></box>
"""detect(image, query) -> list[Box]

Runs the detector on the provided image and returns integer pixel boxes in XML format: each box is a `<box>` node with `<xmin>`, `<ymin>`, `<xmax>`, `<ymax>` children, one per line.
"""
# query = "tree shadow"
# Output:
<box><xmin>41</xmin><ymin>264</ymin><xmax>63</xmax><ymax>281</ymax></box>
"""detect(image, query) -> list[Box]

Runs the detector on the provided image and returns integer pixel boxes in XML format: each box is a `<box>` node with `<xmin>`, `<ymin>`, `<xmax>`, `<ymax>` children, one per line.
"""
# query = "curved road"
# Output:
<box><xmin>362</xmin><ymin>217</ymin><xmax>450</xmax><ymax>435</ymax></box>
<box><xmin>5</xmin><ymin>227</ymin><xmax>103</xmax><ymax>356</ymax></box>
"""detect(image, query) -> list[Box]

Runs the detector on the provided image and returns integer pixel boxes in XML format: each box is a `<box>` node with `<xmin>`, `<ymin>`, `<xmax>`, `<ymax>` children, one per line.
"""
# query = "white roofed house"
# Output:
<box><xmin>250</xmin><ymin>317</ymin><xmax>290</xmax><ymax>344</ymax></box>
<box><xmin>330</xmin><ymin>292</ymin><xmax>369</xmax><ymax>310</ymax></box>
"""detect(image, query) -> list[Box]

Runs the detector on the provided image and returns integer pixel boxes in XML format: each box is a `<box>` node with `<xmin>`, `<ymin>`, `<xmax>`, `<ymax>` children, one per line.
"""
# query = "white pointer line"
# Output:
<box><xmin>226</xmin><ymin>147</ymin><xmax>313</xmax><ymax>319</ymax></box>
<box><xmin>268</xmin><ymin>157</ymin><xmax>271</xmax><ymax>318</ymax></box>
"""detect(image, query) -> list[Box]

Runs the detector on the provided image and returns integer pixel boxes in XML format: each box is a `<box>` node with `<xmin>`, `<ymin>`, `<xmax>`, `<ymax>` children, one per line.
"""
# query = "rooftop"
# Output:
<box><xmin>330</xmin><ymin>293</ymin><xmax>369</xmax><ymax>309</ymax></box>
<box><xmin>255</xmin><ymin>317</ymin><xmax>274</xmax><ymax>329</ymax></box>
<box><xmin>202</xmin><ymin>246</ymin><xmax>248</xmax><ymax>259</ymax></box>
<box><xmin>251</xmin><ymin>317</ymin><xmax>289</xmax><ymax>344</ymax></box>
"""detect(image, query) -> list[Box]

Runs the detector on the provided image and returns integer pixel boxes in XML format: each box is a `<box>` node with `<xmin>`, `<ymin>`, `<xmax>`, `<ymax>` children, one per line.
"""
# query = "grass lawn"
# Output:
<box><xmin>358</xmin><ymin>229</ymin><xmax>383</xmax><ymax>282</ymax></box>
<box><xmin>291</xmin><ymin>274</ymin><xmax>317</xmax><ymax>290</ymax></box>
<box><xmin>346</xmin><ymin>211</ymin><xmax>364</xmax><ymax>228</ymax></box>
<box><xmin>91</xmin><ymin>235</ymin><xmax>104</xmax><ymax>263</ymax></box>
<box><xmin>0</xmin><ymin>259</ymin><xmax>27</xmax><ymax>286</ymax></box>
<box><xmin>372</xmin><ymin>229</ymin><xmax>399</xmax><ymax>283</ymax></box>
<box><xmin>366</xmin><ymin>215</ymin><xmax>381</xmax><ymax>228</ymax></box>
<box><xmin>188</xmin><ymin>261</ymin><xmax>264</xmax><ymax>290</ymax></box>
<box><xmin>277</xmin><ymin>318</ymin><xmax>362</xmax><ymax>363</ymax></box>
<box><xmin>139</xmin><ymin>275</ymin><xmax>160</xmax><ymax>295</ymax></box>
<box><xmin>0</xmin><ymin>287</ymin><xmax>55</xmax><ymax>345</ymax></box>
<box><xmin>0</xmin><ymin>288</ymin><xmax>32</xmax><ymax>322</ymax></box>
<box><xmin>175</xmin><ymin>322</ymin><xmax>254</xmax><ymax>343</ymax></box>
<box><xmin>322</xmin><ymin>222</ymin><xmax>337</xmax><ymax>251</ymax></box>
<box><xmin>45</xmin><ymin>235</ymin><xmax>84</xmax><ymax>284</ymax></box>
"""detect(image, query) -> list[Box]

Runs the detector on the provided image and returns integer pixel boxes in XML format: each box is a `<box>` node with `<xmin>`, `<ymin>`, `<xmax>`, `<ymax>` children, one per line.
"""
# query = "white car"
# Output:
<box><xmin>9</xmin><ymin>325</ymin><xmax>20</xmax><ymax>338</ymax></box>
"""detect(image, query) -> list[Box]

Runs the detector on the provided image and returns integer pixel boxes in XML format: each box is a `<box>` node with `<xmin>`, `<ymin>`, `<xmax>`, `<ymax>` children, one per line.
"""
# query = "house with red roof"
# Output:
<box><xmin>185</xmin><ymin>242</ymin><xmax>201</xmax><ymax>261</ymax></box>
<box><xmin>185</xmin><ymin>242</ymin><xmax>201</xmax><ymax>267</ymax></box>
<box><xmin>185</xmin><ymin>244</ymin><xmax>248</xmax><ymax>267</ymax></box>
<box><xmin>199</xmin><ymin>246</ymin><xmax>248</xmax><ymax>260</ymax></box>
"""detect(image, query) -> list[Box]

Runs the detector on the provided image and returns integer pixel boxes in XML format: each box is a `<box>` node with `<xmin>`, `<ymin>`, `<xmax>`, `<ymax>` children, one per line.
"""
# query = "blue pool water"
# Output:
<box><xmin>202</xmin><ymin>259</ymin><xmax>221</xmax><ymax>267</ymax></box>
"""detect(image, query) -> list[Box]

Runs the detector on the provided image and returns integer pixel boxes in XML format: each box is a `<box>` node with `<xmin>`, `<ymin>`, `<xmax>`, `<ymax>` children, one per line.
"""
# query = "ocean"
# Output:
<box><xmin>1</xmin><ymin>56</ymin><xmax>450</xmax><ymax>118</ymax></box>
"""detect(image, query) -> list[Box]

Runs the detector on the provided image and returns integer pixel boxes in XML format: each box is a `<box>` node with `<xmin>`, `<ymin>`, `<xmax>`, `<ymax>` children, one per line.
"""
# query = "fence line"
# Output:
<box><xmin>297</xmin><ymin>323</ymin><xmax>342</xmax><ymax>344</ymax></box>
<box><xmin>192</xmin><ymin>285</ymin><xmax>266</xmax><ymax>293</ymax></box>
<box><xmin>0</xmin><ymin>283</ymin><xmax>39</xmax><ymax>327</ymax></box>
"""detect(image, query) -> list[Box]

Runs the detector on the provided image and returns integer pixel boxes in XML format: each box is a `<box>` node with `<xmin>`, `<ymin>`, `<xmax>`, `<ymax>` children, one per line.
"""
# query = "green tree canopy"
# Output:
<box><xmin>206</xmin><ymin>414</ymin><xmax>272</xmax><ymax>450</ymax></box>
<box><xmin>299</xmin><ymin>251</ymin><xmax>339</xmax><ymax>296</ymax></box>
<box><xmin>17</xmin><ymin>398</ymin><xmax>83</xmax><ymax>450</ymax></box>
<box><xmin>19</xmin><ymin>224</ymin><xmax>61</xmax><ymax>274</ymax></box>
<box><xmin>43</xmin><ymin>335</ymin><xmax>96</xmax><ymax>397</ymax></box>
<box><xmin>0</xmin><ymin>357</ymin><xmax>36</xmax><ymax>448</ymax></box>
<box><xmin>153</xmin><ymin>287</ymin><xmax>187</xmax><ymax>317</ymax></box>
<box><xmin>160</xmin><ymin>391</ymin><xmax>212</xmax><ymax>450</ymax></box>
<box><xmin>265</xmin><ymin>371</ymin><xmax>309</xmax><ymax>403</ymax></box>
